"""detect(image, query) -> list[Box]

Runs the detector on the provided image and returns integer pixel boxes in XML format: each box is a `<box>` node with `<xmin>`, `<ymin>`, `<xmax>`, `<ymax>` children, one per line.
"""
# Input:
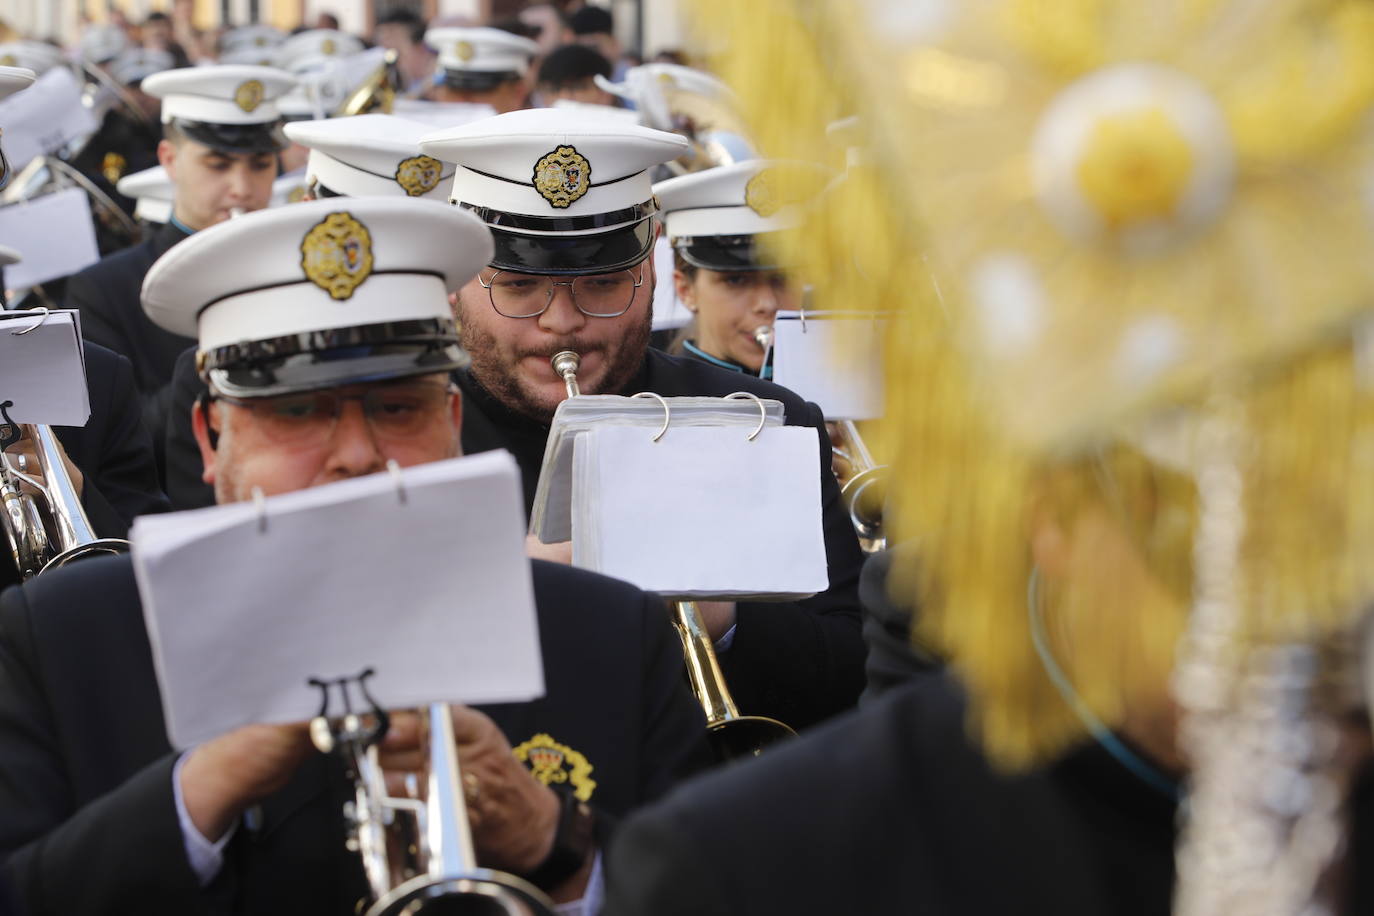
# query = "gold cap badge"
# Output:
<box><xmin>300</xmin><ymin>211</ymin><xmax>374</xmax><ymax>300</ymax></box>
<box><xmin>0</xmin><ymin>55</ymin><xmax>16</xmax><ymax>67</ymax></box>
<box><xmin>512</xmin><ymin>733</ymin><xmax>597</xmax><ymax>802</ymax></box>
<box><xmin>533</xmin><ymin>145</ymin><xmax>592</xmax><ymax>209</ymax></box>
<box><xmin>234</xmin><ymin>79</ymin><xmax>265</xmax><ymax>113</ymax></box>
<box><xmin>395</xmin><ymin>155</ymin><xmax>444</xmax><ymax>197</ymax></box>
<box><xmin>455</xmin><ymin>40</ymin><xmax>475</xmax><ymax>62</ymax></box>
<box><xmin>744</xmin><ymin>169</ymin><xmax>783</xmax><ymax>217</ymax></box>
<box><xmin>321</xmin><ymin>37</ymin><xmax>336</xmax><ymax>55</ymax></box>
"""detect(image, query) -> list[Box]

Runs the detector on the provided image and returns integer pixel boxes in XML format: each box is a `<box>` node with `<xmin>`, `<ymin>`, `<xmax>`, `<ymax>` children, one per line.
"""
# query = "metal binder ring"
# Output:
<box><xmin>252</xmin><ymin>485</ymin><xmax>268</xmax><ymax>534</ymax></box>
<box><xmin>631</xmin><ymin>391</ymin><xmax>671</xmax><ymax>442</ymax></box>
<box><xmin>725</xmin><ymin>392</ymin><xmax>767</xmax><ymax>441</ymax></box>
<box><xmin>387</xmin><ymin>458</ymin><xmax>407</xmax><ymax>504</ymax></box>
<box><xmin>11</xmin><ymin>307</ymin><xmax>50</xmax><ymax>336</ymax></box>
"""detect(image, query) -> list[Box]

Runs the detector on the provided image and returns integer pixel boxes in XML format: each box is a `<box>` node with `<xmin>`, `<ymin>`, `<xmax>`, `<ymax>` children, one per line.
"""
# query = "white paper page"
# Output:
<box><xmin>0</xmin><ymin>189</ymin><xmax>101</xmax><ymax>289</ymax></box>
<box><xmin>0</xmin><ymin>68</ymin><xmax>98</xmax><ymax>170</ymax></box>
<box><xmin>772</xmin><ymin>312</ymin><xmax>887</xmax><ymax>421</ymax></box>
<box><xmin>578</xmin><ymin>425</ymin><xmax>828</xmax><ymax>598</ymax></box>
<box><xmin>650</xmin><ymin>236</ymin><xmax>691</xmax><ymax>331</ymax></box>
<box><xmin>132</xmin><ymin>450</ymin><xmax>544</xmax><ymax>749</ymax></box>
<box><xmin>0</xmin><ymin>309</ymin><xmax>90</xmax><ymax>426</ymax></box>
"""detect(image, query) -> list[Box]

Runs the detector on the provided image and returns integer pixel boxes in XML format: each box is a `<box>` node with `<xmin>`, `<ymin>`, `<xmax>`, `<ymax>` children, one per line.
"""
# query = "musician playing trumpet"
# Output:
<box><xmin>0</xmin><ymin>198</ymin><xmax>709</xmax><ymax>913</ymax></box>
<box><xmin>654</xmin><ymin>160</ymin><xmax>807</xmax><ymax>379</ymax></box>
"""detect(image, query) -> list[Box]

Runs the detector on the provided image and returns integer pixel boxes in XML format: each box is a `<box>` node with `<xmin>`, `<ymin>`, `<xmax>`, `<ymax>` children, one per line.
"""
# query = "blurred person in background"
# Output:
<box><xmin>535</xmin><ymin>43</ymin><xmax>616</xmax><ymax>107</ymax></box>
<box><xmin>375</xmin><ymin>8</ymin><xmax>436</xmax><ymax>95</ymax></box>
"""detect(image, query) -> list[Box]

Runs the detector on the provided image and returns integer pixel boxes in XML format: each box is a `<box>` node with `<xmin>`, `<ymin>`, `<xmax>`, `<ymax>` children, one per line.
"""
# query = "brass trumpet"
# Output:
<box><xmin>0</xmin><ymin>415</ymin><xmax>129</xmax><ymax>580</ymax></box>
<box><xmin>310</xmin><ymin>674</ymin><xmax>554</xmax><ymax>916</ymax></box>
<box><xmin>548</xmin><ymin>352</ymin><xmax>794</xmax><ymax>760</ymax></box>
<box><xmin>337</xmin><ymin>49</ymin><xmax>401</xmax><ymax>118</ymax></box>
<box><xmin>830</xmin><ymin>419</ymin><xmax>886</xmax><ymax>555</ymax></box>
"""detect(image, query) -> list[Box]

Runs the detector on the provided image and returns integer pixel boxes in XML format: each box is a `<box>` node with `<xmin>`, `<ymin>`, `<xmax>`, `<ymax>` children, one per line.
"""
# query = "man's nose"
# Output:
<box><xmin>536</xmin><ymin>282</ymin><xmax>587</xmax><ymax>336</ymax></box>
<box><xmin>322</xmin><ymin>400</ymin><xmax>385</xmax><ymax>478</ymax></box>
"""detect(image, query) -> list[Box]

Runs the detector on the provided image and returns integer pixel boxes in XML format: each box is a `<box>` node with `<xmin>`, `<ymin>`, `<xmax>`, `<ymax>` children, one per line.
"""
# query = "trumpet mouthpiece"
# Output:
<box><xmin>551</xmin><ymin>350</ymin><xmax>581</xmax><ymax>398</ymax></box>
<box><xmin>753</xmin><ymin>326</ymin><xmax>773</xmax><ymax>349</ymax></box>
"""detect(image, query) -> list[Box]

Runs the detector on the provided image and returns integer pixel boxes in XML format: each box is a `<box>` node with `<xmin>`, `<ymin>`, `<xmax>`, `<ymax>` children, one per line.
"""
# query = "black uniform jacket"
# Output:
<box><xmin>458</xmin><ymin>347</ymin><xmax>868</xmax><ymax>730</ymax></box>
<box><xmin>0</xmin><ymin>554</ymin><xmax>709</xmax><ymax>915</ymax></box>
<box><xmin>603</xmin><ymin>670</ymin><xmax>1374</xmax><ymax>916</ymax></box>
<box><xmin>65</xmin><ymin>221</ymin><xmax>196</xmax><ymax>465</ymax></box>
<box><xmin>0</xmin><ymin>342</ymin><xmax>168</xmax><ymax>592</ymax></box>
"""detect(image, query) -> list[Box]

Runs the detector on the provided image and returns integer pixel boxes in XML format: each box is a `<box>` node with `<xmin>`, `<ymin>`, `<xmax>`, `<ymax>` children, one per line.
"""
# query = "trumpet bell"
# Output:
<box><xmin>368</xmin><ymin>871</ymin><xmax>552</xmax><ymax>916</ymax></box>
<box><xmin>841</xmin><ymin>466</ymin><xmax>887</xmax><ymax>555</ymax></box>
<box><xmin>708</xmin><ymin>715</ymin><xmax>795</xmax><ymax>762</ymax></box>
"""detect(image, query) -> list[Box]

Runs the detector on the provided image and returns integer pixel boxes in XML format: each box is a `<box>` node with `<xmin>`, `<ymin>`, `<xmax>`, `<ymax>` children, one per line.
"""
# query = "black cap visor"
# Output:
<box><xmin>202</xmin><ymin>318</ymin><xmax>465</xmax><ymax>398</ymax></box>
<box><xmin>489</xmin><ymin>219</ymin><xmax>654</xmax><ymax>276</ymax></box>
<box><xmin>674</xmin><ymin>234</ymin><xmax>779</xmax><ymax>272</ymax></box>
<box><xmin>442</xmin><ymin>69</ymin><xmax>523</xmax><ymax>92</ymax></box>
<box><xmin>173</xmin><ymin>117</ymin><xmax>289</xmax><ymax>154</ymax></box>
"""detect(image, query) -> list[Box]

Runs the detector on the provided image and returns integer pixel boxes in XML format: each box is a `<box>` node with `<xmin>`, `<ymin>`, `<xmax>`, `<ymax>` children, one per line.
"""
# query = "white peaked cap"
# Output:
<box><xmin>427</xmin><ymin>27</ymin><xmax>538</xmax><ymax>77</ymax></box>
<box><xmin>0</xmin><ymin>66</ymin><xmax>36</xmax><ymax>102</ymax></box>
<box><xmin>419</xmin><ymin>108</ymin><xmax>688</xmax><ymax>274</ymax></box>
<box><xmin>275</xmin><ymin>29</ymin><xmax>365</xmax><ymax>72</ymax></box>
<box><xmin>143</xmin><ymin>64</ymin><xmax>297</xmax><ymax>126</ymax></box>
<box><xmin>108</xmin><ymin>48</ymin><xmax>176</xmax><ymax>86</ymax></box>
<box><xmin>117</xmin><ymin>164</ymin><xmax>175</xmax><ymax>223</ymax></box>
<box><xmin>81</xmin><ymin>24</ymin><xmax>129</xmax><ymax>64</ymax></box>
<box><xmin>142</xmin><ymin>198</ymin><xmax>493</xmax><ymax>397</ymax></box>
<box><xmin>220</xmin><ymin>25</ymin><xmax>286</xmax><ymax>54</ymax></box>
<box><xmin>287</xmin><ymin>114</ymin><xmax>456</xmax><ymax>201</ymax></box>
<box><xmin>0</xmin><ymin>42</ymin><xmax>64</xmax><ymax>76</ymax></box>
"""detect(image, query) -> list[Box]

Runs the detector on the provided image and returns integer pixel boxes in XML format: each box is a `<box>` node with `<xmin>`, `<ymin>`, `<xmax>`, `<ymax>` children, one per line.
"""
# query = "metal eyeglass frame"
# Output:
<box><xmin>477</xmin><ymin>259</ymin><xmax>649</xmax><ymax>319</ymax></box>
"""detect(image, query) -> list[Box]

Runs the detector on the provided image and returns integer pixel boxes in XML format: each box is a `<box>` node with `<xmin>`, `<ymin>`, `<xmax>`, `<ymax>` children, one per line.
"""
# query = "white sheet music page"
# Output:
<box><xmin>574</xmin><ymin>424</ymin><xmax>828</xmax><ymax>599</ymax></box>
<box><xmin>0</xmin><ymin>308</ymin><xmax>90</xmax><ymax>426</ymax></box>
<box><xmin>0</xmin><ymin>67</ymin><xmax>99</xmax><ymax>171</ymax></box>
<box><xmin>772</xmin><ymin>311</ymin><xmax>887</xmax><ymax>421</ymax></box>
<box><xmin>132</xmin><ymin>450</ymin><xmax>544</xmax><ymax>749</ymax></box>
<box><xmin>0</xmin><ymin>188</ymin><xmax>101</xmax><ymax>289</ymax></box>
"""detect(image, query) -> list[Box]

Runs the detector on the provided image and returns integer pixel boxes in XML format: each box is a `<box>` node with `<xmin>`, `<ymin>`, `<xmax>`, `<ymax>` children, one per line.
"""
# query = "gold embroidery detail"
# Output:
<box><xmin>300</xmin><ymin>211</ymin><xmax>374</xmax><ymax>300</ymax></box>
<box><xmin>234</xmin><ymin>79</ymin><xmax>265</xmax><ymax>113</ymax></box>
<box><xmin>395</xmin><ymin>155</ymin><xmax>444</xmax><ymax>197</ymax></box>
<box><xmin>454</xmin><ymin>41</ymin><xmax>475</xmax><ymax>62</ymax></box>
<box><xmin>512</xmin><ymin>733</ymin><xmax>597</xmax><ymax>802</ymax></box>
<box><xmin>532</xmin><ymin>145</ymin><xmax>592</xmax><ymax>209</ymax></box>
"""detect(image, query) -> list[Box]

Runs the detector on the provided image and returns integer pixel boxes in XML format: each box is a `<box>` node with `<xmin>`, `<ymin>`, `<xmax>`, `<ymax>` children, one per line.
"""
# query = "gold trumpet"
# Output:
<box><xmin>310</xmin><ymin>674</ymin><xmax>555</xmax><ymax>916</ymax></box>
<box><xmin>1</xmin><ymin>417</ymin><xmax>129</xmax><ymax>580</ymax></box>
<box><xmin>830</xmin><ymin>419</ymin><xmax>886</xmax><ymax>555</ymax></box>
<box><xmin>549</xmin><ymin>351</ymin><xmax>794</xmax><ymax>760</ymax></box>
<box><xmin>337</xmin><ymin>49</ymin><xmax>401</xmax><ymax>117</ymax></box>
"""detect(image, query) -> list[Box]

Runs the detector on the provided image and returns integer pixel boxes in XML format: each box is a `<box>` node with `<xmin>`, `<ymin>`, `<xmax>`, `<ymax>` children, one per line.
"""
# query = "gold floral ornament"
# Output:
<box><xmin>394</xmin><ymin>155</ymin><xmax>444</xmax><ymax>197</ymax></box>
<box><xmin>0</xmin><ymin>55</ymin><xmax>15</xmax><ymax>67</ymax></box>
<box><xmin>512</xmin><ymin>733</ymin><xmax>597</xmax><ymax>802</ymax></box>
<box><xmin>234</xmin><ymin>79</ymin><xmax>265</xmax><ymax>113</ymax></box>
<box><xmin>300</xmin><ymin>211</ymin><xmax>374</xmax><ymax>300</ymax></box>
<box><xmin>321</xmin><ymin>37</ymin><xmax>336</xmax><ymax>55</ymax></box>
<box><xmin>532</xmin><ymin>145</ymin><xmax>592</xmax><ymax>209</ymax></box>
<box><xmin>454</xmin><ymin>40</ymin><xmax>475</xmax><ymax>62</ymax></box>
<box><xmin>694</xmin><ymin>0</ymin><xmax>1374</xmax><ymax>770</ymax></box>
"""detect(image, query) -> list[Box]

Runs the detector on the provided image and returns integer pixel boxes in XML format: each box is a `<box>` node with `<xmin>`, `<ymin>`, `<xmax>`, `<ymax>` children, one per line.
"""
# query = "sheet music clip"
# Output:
<box><xmin>724</xmin><ymin>392</ymin><xmax>767</xmax><ymax>441</ymax></box>
<box><xmin>251</xmin><ymin>486</ymin><xmax>268</xmax><ymax>534</ymax></box>
<box><xmin>387</xmin><ymin>458</ymin><xmax>407</xmax><ymax>505</ymax></box>
<box><xmin>631</xmin><ymin>391</ymin><xmax>671</xmax><ymax>442</ymax></box>
<box><xmin>306</xmin><ymin>667</ymin><xmax>390</xmax><ymax>753</ymax></box>
<box><xmin>9</xmin><ymin>306</ymin><xmax>49</xmax><ymax>336</ymax></box>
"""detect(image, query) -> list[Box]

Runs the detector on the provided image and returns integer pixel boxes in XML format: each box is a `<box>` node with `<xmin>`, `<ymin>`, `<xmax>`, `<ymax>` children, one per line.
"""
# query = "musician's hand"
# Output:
<box><xmin>698</xmin><ymin>600</ymin><xmax>738</xmax><ymax>643</ymax></box>
<box><xmin>380</xmin><ymin>706</ymin><xmax>562</xmax><ymax>874</ymax></box>
<box><xmin>524</xmin><ymin>533</ymin><xmax>573</xmax><ymax>565</ymax></box>
<box><xmin>179</xmin><ymin>722</ymin><xmax>314</xmax><ymax>841</ymax></box>
<box><xmin>5</xmin><ymin>425</ymin><xmax>84</xmax><ymax>498</ymax></box>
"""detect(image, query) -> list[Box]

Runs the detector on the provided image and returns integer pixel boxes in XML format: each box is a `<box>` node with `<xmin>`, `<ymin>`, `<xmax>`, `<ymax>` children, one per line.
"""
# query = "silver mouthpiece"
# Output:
<box><xmin>551</xmin><ymin>350</ymin><xmax>581</xmax><ymax>398</ymax></box>
<box><xmin>753</xmin><ymin>326</ymin><xmax>774</xmax><ymax>349</ymax></box>
<box><xmin>229</xmin><ymin>207</ymin><xmax>246</xmax><ymax>219</ymax></box>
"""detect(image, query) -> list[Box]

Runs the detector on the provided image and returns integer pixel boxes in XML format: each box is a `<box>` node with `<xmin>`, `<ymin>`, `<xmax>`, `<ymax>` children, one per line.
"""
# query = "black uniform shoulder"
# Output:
<box><xmin>529</xmin><ymin>558</ymin><xmax>656</xmax><ymax>624</ymax></box>
<box><xmin>69</xmin><ymin>235</ymin><xmax>158</xmax><ymax>289</ymax></box>
<box><xmin>4</xmin><ymin>552</ymin><xmax>139</xmax><ymax>626</ymax></box>
<box><xmin>643</xmin><ymin>348</ymin><xmax>818</xmax><ymax>425</ymax></box>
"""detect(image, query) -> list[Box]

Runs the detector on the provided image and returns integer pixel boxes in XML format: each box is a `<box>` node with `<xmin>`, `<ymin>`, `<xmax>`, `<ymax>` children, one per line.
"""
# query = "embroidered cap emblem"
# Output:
<box><xmin>321</xmin><ymin>37</ymin><xmax>337</xmax><ymax>55</ymax></box>
<box><xmin>300</xmin><ymin>211</ymin><xmax>374</xmax><ymax>300</ymax></box>
<box><xmin>454</xmin><ymin>40</ymin><xmax>475</xmax><ymax>62</ymax></box>
<box><xmin>532</xmin><ymin>145</ymin><xmax>592</xmax><ymax>209</ymax></box>
<box><xmin>395</xmin><ymin>155</ymin><xmax>444</xmax><ymax>197</ymax></box>
<box><xmin>512</xmin><ymin>733</ymin><xmax>597</xmax><ymax>802</ymax></box>
<box><xmin>234</xmin><ymin>79</ymin><xmax>265</xmax><ymax>113</ymax></box>
<box><xmin>0</xmin><ymin>55</ymin><xmax>16</xmax><ymax>67</ymax></box>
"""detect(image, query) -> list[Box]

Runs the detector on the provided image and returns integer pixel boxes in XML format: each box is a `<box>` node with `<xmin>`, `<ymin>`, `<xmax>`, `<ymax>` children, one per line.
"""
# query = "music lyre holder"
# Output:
<box><xmin>308</xmin><ymin>670</ymin><xmax>554</xmax><ymax>916</ymax></box>
<box><xmin>0</xmin><ymin>400</ymin><xmax>21</xmax><ymax>452</ymax></box>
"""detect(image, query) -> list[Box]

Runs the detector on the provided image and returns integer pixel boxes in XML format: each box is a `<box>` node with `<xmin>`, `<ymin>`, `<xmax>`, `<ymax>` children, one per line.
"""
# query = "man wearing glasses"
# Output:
<box><xmin>419</xmin><ymin>110</ymin><xmax>868</xmax><ymax>732</ymax></box>
<box><xmin>0</xmin><ymin>197</ymin><xmax>708</xmax><ymax>913</ymax></box>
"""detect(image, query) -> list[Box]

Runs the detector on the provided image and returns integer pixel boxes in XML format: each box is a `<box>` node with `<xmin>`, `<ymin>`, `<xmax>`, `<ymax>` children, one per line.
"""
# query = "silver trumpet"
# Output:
<box><xmin>1</xmin><ymin>420</ymin><xmax>129</xmax><ymax>580</ymax></box>
<box><xmin>831</xmin><ymin>419</ymin><xmax>887</xmax><ymax>555</ymax></box>
<box><xmin>310</xmin><ymin>675</ymin><xmax>554</xmax><ymax>916</ymax></box>
<box><xmin>548</xmin><ymin>352</ymin><xmax>795</xmax><ymax>761</ymax></box>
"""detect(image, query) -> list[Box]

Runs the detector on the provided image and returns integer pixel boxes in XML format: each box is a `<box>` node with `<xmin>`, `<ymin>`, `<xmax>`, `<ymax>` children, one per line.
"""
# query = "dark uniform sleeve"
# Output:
<box><xmin>718</xmin><ymin>400</ymin><xmax>867</xmax><ymax>729</ymax></box>
<box><xmin>0</xmin><ymin>585</ymin><xmax>207</xmax><ymax>915</ymax></box>
<box><xmin>601</xmin><ymin>809</ymin><xmax>726</xmax><ymax>916</ymax></box>
<box><xmin>78</xmin><ymin>346</ymin><xmax>170</xmax><ymax>534</ymax></box>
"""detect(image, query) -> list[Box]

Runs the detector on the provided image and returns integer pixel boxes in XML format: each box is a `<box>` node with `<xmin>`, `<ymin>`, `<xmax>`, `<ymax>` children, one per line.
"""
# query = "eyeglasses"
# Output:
<box><xmin>477</xmin><ymin>260</ymin><xmax>648</xmax><ymax>319</ymax></box>
<box><xmin>215</xmin><ymin>382</ymin><xmax>455</xmax><ymax>447</ymax></box>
